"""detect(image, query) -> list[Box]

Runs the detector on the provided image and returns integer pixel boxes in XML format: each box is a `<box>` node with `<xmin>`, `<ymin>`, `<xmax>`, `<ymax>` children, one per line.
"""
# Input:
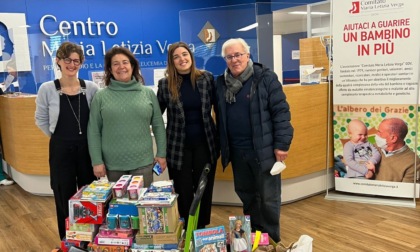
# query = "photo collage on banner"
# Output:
<box><xmin>332</xmin><ymin>0</ymin><xmax>420</xmax><ymax>198</ymax></box>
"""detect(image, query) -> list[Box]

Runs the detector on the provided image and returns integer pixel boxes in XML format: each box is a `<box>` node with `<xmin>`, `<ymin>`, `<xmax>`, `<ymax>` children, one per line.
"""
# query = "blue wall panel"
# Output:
<box><xmin>0</xmin><ymin>0</ymin><xmax>321</xmax><ymax>93</ymax></box>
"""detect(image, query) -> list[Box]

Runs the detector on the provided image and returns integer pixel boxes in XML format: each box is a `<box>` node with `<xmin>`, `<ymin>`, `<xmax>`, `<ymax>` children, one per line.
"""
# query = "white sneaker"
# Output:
<box><xmin>0</xmin><ymin>179</ymin><xmax>14</xmax><ymax>186</ymax></box>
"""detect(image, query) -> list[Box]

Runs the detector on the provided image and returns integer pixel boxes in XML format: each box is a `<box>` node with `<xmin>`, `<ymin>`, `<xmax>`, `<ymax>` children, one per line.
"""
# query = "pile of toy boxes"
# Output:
<box><xmin>89</xmin><ymin>175</ymin><xmax>144</xmax><ymax>251</ymax></box>
<box><xmin>61</xmin><ymin>180</ymin><xmax>113</xmax><ymax>252</ymax></box>
<box><xmin>131</xmin><ymin>180</ymin><xmax>183</xmax><ymax>252</ymax></box>
<box><xmin>59</xmin><ymin>175</ymin><xmax>184</xmax><ymax>252</ymax></box>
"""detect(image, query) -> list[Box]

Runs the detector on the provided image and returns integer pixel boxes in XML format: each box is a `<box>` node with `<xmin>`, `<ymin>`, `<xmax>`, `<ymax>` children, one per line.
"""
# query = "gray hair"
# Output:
<box><xmin>221</xmin><ymin>38</ymin><xmax>250</xmax><ymax>57</ymax></box>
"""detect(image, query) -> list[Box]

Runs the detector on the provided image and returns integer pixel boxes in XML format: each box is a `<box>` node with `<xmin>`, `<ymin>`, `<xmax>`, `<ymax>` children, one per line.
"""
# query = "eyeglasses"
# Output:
<box><xmin>224</xmin><ymin>53</ymin><xmax>247</xmax><ymax>62</ymax></box>
<box><xmin>63</xmin><ymin>58</ymin><xmax>81</xmax><ymax>66</ymax></box>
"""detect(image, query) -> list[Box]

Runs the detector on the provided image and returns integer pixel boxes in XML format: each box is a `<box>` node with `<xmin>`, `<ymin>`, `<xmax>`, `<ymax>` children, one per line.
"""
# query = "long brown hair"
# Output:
<box><xmin>165</xmin><ymin>42</ymin><xmax>202</xmax><ymax>102</ymax></box>
<box><xmin>103</xmin><ymin>47</ymin><xmax>144</xmax><ymax>86</ymax></box>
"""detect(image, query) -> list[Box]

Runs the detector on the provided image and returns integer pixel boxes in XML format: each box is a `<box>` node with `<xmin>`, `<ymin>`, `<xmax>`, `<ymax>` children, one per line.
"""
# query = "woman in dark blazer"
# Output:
<box><xmin>157</xmin><ymin>42</ymin><xmax>219</xmax><ymax>229</ymax></box>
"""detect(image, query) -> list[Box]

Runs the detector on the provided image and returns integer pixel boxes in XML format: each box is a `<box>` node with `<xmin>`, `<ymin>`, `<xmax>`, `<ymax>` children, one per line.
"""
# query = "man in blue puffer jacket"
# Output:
<box><xmin>215</xmin><ymin>38</ymin><xmax>293</xmax><ymax>243</ymax></box>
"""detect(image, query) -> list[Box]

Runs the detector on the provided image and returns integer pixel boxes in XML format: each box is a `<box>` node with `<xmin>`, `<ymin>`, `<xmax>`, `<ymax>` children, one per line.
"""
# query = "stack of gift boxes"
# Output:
<box><xmin>89</xmin><ymin>175</ymin><xmax>143</xmax><ymax>251</ymax></box>
<box><xmin>131</xmin><ymin>180</ymin><xmax>183</xmax><ymax>252</ymax></box>
<box><xmin>61</xmin><ymin>180</ymin><xmax>113</xmax><ymax>252</ymax></box>
<box><xmin>61</xmin><ymin>175</ymin><xmax>183</xmax><ymax>252</ymax></box>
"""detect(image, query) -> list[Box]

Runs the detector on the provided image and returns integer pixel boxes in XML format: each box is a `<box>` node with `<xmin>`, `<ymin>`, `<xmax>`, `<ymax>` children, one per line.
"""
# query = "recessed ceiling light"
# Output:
<box><xmin>237</xmin><ymin>23</ymin><xmax>258</xmax><ymax>32</ymax></box>
<box><xmin>288</xmin><ymin>11</ymin><xmax>329</xmax><ymax>15</ymax></box>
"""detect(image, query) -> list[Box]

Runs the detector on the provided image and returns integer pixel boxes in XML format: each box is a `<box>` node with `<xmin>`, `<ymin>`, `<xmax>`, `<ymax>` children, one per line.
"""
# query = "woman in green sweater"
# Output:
<box><xmin>87</xmin><ymin>47</ymin><xmax>166</xmax><ymax>186</ymax></box>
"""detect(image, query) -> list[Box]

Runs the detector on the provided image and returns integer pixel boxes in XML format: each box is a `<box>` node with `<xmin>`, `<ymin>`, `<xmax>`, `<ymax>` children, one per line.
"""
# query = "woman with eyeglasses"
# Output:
<box><xmin>87</xmin><ymin>47</ymin><xmax>166</xmax><ymax>186</ymax></box>
<box><xmin>157</xmin><ymin>42</ymin><xmax>219</xmax><ymax>229</ymax></box>
<box><xmin>35</xmin><ymin>41</ymin><xmax>99</xmax><ymax>240</ymax></box>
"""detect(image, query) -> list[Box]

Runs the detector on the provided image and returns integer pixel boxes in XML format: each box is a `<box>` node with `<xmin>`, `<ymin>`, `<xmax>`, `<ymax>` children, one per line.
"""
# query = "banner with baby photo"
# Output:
<box><xmin>328</xmin><ymin>0</ymin><xmax>420</xmax><ymax>204</ymax></box>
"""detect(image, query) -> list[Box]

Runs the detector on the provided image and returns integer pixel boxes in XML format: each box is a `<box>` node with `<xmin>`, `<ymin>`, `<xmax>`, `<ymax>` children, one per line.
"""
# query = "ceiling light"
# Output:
<box><xmin>288</xmin><ymin>11</ymin><xmax>329</xmax><ymax>15</ymax></box>
<box><xmin>237</xmin><ymin>23</ymin><xmax>258</xmax><ymax>32</ymax></box>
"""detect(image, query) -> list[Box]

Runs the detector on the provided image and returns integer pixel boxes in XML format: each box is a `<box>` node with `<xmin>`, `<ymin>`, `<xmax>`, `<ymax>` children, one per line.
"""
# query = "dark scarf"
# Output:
<box><xmin>224</xmin><ymin>60</ymin><xmax>254</xmax><ymax>104</ymax></box>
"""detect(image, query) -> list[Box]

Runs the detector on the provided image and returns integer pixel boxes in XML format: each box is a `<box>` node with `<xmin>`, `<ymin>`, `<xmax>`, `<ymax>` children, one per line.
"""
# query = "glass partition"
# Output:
<box><xmin>179</xmin><ymin>1</ymin><xmax>331</xmax><ymax>82</ymax></box>
<box><xmin>179</xmin><ymin>1</ymin><xmax>333</xmax><ymax>183</ymax></box>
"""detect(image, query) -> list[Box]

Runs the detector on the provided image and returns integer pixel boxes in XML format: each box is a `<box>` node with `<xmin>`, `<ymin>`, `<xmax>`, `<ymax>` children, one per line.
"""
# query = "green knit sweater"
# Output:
<box><xmin>87</xmin><ymin>78</ymin><xmax>166</xmax><ymax>171</ymax></box>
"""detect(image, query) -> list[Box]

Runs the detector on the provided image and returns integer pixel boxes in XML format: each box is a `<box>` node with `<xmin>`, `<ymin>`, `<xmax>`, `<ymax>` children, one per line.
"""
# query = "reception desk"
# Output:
<box><xmin>212</xmin><ymin>83</ymin><xmax>334</xmax><ymax>204</ymax></box>
<box><xmin>0</xmin><ymin>95</ymin><xmax>52</xmax><ymax>195</ymax></box>
<box><xmin>215</xmin><ymin>83</ymin><xmax>333</xmax><ymax>180</ymax></box>
<box><xmin>0</xmin><ymin>84</ymin><xmax>334</xmax><ymax>202</ymax></box>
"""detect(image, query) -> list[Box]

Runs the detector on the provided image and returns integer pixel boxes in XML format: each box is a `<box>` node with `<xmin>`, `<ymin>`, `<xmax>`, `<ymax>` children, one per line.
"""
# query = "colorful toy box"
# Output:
<box><xmin>251</xmin><ymin>232</ymin><xmax>270</xmax><ymax>245</ymax></box>
<box><xmin>112</xmin><ymin>175</ymin><xmax>132</xmax><ymax>199</ymax></box>
<box><xmin>88</xmin><ymin>243</ymin><xmax>130</xmax><ymax>252</ymax></box>
<box><xmin>60</xmin><ymin>239</ymin><xmax>89</xmax><ymax>252</ymax></box>
<box><xmin>82</xmin><ymin>180</ymin><xmax>113</xmax><ymax>202</ymax></box>
<box><xmin>127</xmin><ymin>175</ymin><xmax>144</xmax><ymax>200</ymax></box>
<box><xmin>65</xmin><ymin>217</ymin><xmax>97</xmax><ymax>232</ymax></box>
<box><xmin>66</xmin><ymin>230</ymin><xmax>96</xmax><ymax>242</ymax></box>
<box><xmin>135</xmin><ymin>220</ymin><xmax>183</xmax><ymax>245</ymax></box>
<box><xmin>147</xmin><ymin>180</ymin><xmax>174</xmax><ymax>193</ymax></box>
<box><xmin>69</xmin><ymin>185</ymin><xmax>109</xmax><ymax>224</ymax></box>
<box><xmin>138</xmin><ymin>200</ymin><xmax>179</xmax><ymax>234</ymax></box>
<box><xmin>94</xmin><ymin>235</ymin><xmax>134</xmax><ymax>246</ymax></box>
<box><xmin>108</xmin><ymin>198</ymin><xmax>139</xmax><ymax>216</ymax></box>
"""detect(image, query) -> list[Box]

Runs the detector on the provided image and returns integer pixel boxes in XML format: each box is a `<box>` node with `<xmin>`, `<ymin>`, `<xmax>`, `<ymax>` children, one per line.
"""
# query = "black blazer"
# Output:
<box><xmin>157</xmin><ymin>70</ymin><xmax>220</xmax><ymax>170</ymax></box>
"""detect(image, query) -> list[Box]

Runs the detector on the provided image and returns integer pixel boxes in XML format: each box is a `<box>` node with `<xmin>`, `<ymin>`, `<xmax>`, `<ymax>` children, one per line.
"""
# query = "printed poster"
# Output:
<box><xmin>332</xmin><ymin>0</ymin><xmax>420</xmax><ymax>198</ymax></box>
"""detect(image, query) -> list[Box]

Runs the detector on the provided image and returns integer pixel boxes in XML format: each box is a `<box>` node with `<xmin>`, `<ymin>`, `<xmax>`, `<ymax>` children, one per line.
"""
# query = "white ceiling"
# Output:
<box><xmin>272</xmin><ymin>2</ymin><xmax>331</xmax><ymax>35</ymax></box>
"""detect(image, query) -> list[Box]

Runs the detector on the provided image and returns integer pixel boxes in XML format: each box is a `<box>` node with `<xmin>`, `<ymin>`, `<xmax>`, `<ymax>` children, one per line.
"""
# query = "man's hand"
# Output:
<box><xmin>274</xmin><ymin>149</ymin><xmax>288</xmax><ymax>162</ymax></box>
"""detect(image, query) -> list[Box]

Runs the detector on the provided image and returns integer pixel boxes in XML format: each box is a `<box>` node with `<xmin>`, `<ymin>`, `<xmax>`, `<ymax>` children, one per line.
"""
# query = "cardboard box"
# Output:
<box><xmin>82</xmin><ymin>180</ymin><xmax>113</xmax><ymax>202</ymax></box>
<box><xmin>88</xmin><ymin>243</ymin><xmax>130</xmax><ymax>252</ymax></box>
<box><xmin>112</xmin><ymin>175</ymin><xmax>132</xmax><ymax>198</ymax></box>
<box><xmin>65</xmin><ymin>230</ymin><xmax>96</xmax><ymax>242</ymax></box>
<box><xmin>108</xmin><ymin>198</ymin><xmax>138</xmax><ymax>216</ymax></box>
<box><xmin>138</xmin><ymin>200</ymin><xmax>179</xmax><ymax>234</ymax></box>
<box><xmin>60</xmin><ymin>239</ymin><xmax>89</xmax><ymax>252</ymax></box>
<box><xmin>251</xmin><ymin>232</ymin><xmax>270</xmax><ymax>245</ymax></box>
<box><xmin>135</xmin><ymin>220</ymin><xmax>183</xmax><ymax>245</ymax></box>
<box><xmin>299</xmin><ymin>65</ymin><xmax>325</xmax><ymax>85</ymax></box>
<box><xmin>69</xmin><ymin>185</ymin><xmax>109</xmax><ymax>224</ymax></box>
<box><xmin>94</xmin><ymin>235</ymin><xmax>133</xmax><ymax>246</ymax></box>
<box><xmin>131</xmin><ymin>250</ymin><xmax>180</xmax><ymax>252</ymax></box>
<box><xmin>128</xmin><ymin>176</ymin><xmax>144</xmax><ymax>200</ymax></box>
<box><xmin>65</xmin><ymin>217</ymin><xmax>97</xmax><ymax>232</ymax></box>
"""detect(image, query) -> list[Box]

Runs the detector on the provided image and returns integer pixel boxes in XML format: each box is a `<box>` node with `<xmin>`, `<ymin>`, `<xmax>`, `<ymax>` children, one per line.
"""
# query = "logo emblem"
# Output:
<box><xmin>198</xmin><ymin>21</ymin><xmax>220</xmax><ymax>48</ymax></box>
<box><xmin>349</xmin><ymin>2</ymin><xmax>360</xmax><ymax>14</ymax></box>
<box><xmin>0</xmin><ymin>13</ymin><xmax>31</xmax><ymax>72</ymax></box>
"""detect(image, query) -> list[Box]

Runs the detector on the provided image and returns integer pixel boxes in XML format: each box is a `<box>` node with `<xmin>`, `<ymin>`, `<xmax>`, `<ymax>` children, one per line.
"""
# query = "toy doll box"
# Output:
<box><xmin>229</xmin><ymin>215</ymin><xmax>252</xmax><ymax>252</ymax></box>
<box><xmin>138</xmin><ymin>200</ymin><xmax>179</xmax><ymax>234</ymax></box>
<box><xmin>69</xmin><ymin>185</ymin><xmax>109</xmax><ymax>224</ymax></box>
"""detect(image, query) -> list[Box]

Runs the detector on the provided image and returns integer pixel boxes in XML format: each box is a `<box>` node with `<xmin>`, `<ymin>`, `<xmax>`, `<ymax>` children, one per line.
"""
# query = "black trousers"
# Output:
<box><xmin>230</xmin><ymin>148</ymin><xmax>281</xmax><ymax>242</ymax></box>
<box><xmin>168</xmin><ymin>142</ymin><xmax>216</xmax><ymax>228</ymax></box>
<box><xmin>49</xmin><ymin>136</ymin><xmax>96</xmax><ymax>240</ymax></box>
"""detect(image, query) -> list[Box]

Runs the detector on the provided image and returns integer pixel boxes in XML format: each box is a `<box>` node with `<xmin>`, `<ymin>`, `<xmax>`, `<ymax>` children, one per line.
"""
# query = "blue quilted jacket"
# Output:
<box><xmin>215</xmin><ymin>62</ymin><xmax>293</xmax><ymax>173</ymax></box>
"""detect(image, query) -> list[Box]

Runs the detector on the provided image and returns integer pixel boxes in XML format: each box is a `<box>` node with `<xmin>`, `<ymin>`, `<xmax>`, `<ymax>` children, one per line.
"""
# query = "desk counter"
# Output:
<box><xmin>213</xmin><ymin>83</ymin><xmax>334</xmax><ymax>202</ymax></box>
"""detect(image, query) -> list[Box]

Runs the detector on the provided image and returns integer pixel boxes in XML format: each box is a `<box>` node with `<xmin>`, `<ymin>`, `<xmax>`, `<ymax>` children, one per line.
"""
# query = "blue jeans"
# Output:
<box><xmin>230</xmin><ymin>148</ymin><xmax>281</xmax><ymax>242</ymax></box>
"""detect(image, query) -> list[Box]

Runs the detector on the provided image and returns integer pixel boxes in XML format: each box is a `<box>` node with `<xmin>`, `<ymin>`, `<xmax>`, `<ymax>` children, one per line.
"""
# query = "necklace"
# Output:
<box><xmin>66</xmin><ymin>92</ymin><xmax>82</xmax><ymax>135</ymax></box>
